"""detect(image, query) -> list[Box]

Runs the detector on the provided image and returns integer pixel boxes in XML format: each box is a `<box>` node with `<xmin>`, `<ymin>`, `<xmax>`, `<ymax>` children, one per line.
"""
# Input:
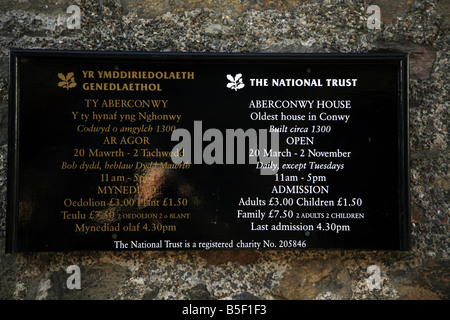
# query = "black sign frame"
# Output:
<box><xmin>6</xmin><ymin>49</ymin><xmax>409</xmax><ymax>252</ymax></box>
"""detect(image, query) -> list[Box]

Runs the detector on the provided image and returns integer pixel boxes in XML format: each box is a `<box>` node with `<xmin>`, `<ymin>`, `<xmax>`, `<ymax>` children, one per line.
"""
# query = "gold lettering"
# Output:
<box><xmin>119</xmin><ymin>136</ymin><xmax>151</xmax><ymax>145</ymax></box>
<box><xmin>93</xmin><ymin>70</ymin><xmax>195</xmax><ymax>80</ymax></box>
<box><xmin>97</xmin><ymin>185</ymin><xmax>142</xmax><ymax>194</ymax></box>
<box><xmin>103</xmin><ymin>136</ymin><xmax>117</xmax><ymax>144</ymax></box>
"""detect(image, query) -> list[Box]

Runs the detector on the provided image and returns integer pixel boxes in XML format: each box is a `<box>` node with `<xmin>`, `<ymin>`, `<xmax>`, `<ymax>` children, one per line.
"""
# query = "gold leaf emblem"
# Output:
<box><xmin>58</xmin><ymin>72</ymin><xmax>77</xmax><ymax>90</ymax></box>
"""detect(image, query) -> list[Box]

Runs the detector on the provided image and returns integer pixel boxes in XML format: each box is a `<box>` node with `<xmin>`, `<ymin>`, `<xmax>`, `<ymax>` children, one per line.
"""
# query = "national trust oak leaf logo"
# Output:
<box><xmin>58</xmin><ymin>72</ymin><xmax>77</xmax><ymax>90</ymax></box>
<box><xmin>226</xmin><ymin>73</ymin><xmax>245</xmax><ymax>91</ymax></box>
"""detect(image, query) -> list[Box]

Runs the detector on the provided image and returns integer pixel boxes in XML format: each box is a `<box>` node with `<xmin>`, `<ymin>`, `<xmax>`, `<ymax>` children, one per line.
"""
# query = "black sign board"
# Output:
<box><xmin>6</xmin><ymin>50</ymin><xmax>409</xmax><ymax>252</ymax></box>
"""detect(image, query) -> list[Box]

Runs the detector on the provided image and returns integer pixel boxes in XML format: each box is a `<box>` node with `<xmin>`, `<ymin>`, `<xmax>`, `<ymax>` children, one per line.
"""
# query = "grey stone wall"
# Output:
<box><xmin>0</xmin><ymin>0</ymin><xmax>448</xmax><ymax>300</ymax></box>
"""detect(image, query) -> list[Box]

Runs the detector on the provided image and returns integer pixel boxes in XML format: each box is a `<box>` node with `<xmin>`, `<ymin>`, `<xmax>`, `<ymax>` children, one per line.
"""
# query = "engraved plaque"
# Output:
<box><xmin>7</xmin><ymin>50</ymin><xmax>409</xmax><ymax>252</ymax></box>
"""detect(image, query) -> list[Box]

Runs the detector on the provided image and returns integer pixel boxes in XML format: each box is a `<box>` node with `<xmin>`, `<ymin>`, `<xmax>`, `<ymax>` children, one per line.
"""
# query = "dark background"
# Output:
<box><xmin>7</xmin><ymin>52</ymin><xmax>408</xmax><ymax>251</ymax></box>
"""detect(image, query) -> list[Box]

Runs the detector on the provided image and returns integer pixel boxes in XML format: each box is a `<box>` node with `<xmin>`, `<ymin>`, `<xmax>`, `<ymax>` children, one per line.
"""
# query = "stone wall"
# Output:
<box><xmin>0</xmin><ymin>0</ymin><xmax>448</xmax><ymax>300</ymax></box>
